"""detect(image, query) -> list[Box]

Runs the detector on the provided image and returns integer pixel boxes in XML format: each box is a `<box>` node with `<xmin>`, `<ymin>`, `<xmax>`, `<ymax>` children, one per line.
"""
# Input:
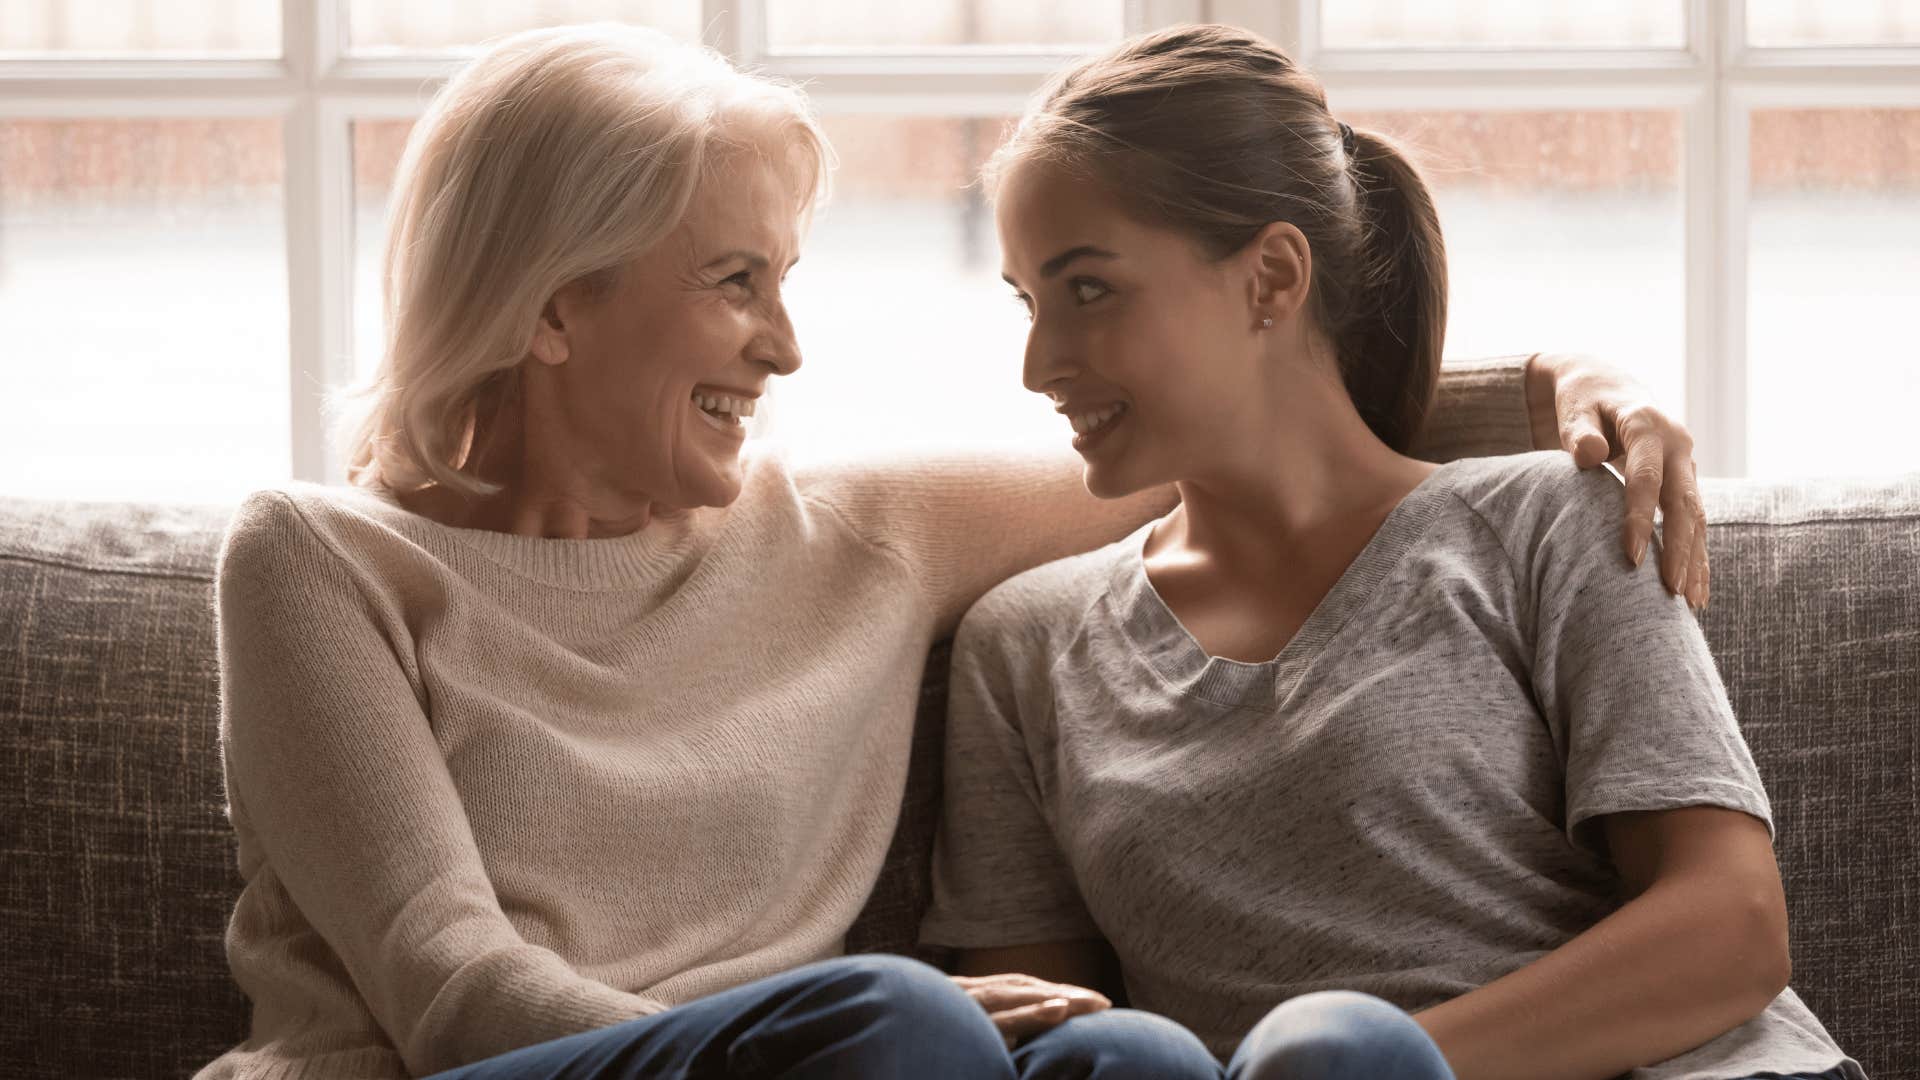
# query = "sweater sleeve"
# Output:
<box><xmin>215</xmin><ymin>492</ymin><xmax>666</xmax><ymax>1075</ymax></box>
<box><xmin>1408</xmin><ymin>354</ymin><xmax>1537</xmax><ymax>463</ymax></box>
<box><xmin>803</xmin><ymin>356</ymin><xmax>1534</xmax><ymax>636</ymax></box>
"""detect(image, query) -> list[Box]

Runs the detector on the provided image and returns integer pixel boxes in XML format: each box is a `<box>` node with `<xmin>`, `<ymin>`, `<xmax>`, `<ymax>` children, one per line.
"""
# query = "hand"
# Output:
<box><xmin>950</xmin><ymin>972</ymin><xmax>1111</xmax><ymax>1048</ymax></box>
<box><xmin>1527</xmin><ymin>352</ymin><xmax>1710</xmax><ymax>609</ymax></box>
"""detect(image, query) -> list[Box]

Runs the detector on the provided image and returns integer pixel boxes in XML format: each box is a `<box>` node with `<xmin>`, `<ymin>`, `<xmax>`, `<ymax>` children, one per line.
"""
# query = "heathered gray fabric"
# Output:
<box><xmin>922</xmin><ymin>451</ymin><xmax>1865</xmax><ymax>1080</ymax></box>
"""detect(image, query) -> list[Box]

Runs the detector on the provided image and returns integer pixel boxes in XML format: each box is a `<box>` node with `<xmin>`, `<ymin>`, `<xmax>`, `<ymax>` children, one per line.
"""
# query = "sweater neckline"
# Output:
<box><xmin>339</xmin><ymin>483</ymin><xmax>713</xmax><ymax>591</ymax></box>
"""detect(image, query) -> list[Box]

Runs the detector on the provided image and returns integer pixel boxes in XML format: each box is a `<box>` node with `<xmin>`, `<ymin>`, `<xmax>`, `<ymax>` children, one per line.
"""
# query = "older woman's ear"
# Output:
<box><xmin>529</xmin><ymin>302</ymin><xmax>569</xmax><ymax>366</ymax></box>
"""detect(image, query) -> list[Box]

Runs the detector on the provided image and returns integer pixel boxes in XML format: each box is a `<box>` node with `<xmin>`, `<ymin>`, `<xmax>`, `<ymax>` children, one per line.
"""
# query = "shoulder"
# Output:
<box><xmin>954</xmin><ymin>530</ymin><xmax>1136</xmax><ymax>659</ymax></box>
<box><xmin>218</xmin><ymin>480</ymin><xmax>428</xmax><ymax>594</ymax></box>
<box><xmin>1442</xmin><ymin>451</ymin><xmax>1627</xmax><ymax>553</ymax></box>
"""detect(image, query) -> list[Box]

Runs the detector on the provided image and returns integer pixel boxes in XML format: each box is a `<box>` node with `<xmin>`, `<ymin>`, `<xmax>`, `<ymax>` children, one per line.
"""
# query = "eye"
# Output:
<box><xmin>1010</xmin><ymin>292</ymin><xmax>1034</xmax><ymax>320</ymax></box>
<box><xmin>1071</xmin><ymin>278</ymin><xmax>1110</xmax><ymax>304</ymax></box>
<box><xmin>720</xmin><ymin>270</ymin><xmax>753</xmax><ymax>294</ymax></box>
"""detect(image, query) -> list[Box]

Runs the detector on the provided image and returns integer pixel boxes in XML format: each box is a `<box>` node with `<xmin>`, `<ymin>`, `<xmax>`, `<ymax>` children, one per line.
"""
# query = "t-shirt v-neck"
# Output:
<box><xmin>1107</xmin><ymin>461</ymin><xmax>1462</xmax><ymax>708</ymax></box>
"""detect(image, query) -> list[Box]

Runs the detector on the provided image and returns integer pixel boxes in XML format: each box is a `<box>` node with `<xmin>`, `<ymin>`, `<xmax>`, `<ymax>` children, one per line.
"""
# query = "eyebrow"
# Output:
<box><xmin>701</xmin><ymin>250</ymin><xmax>799</xmax><ymax>273</ymax></box>
<box><xmin>1002</xmin><ymin>245</ymin><xmax>1118</xmax><ymax>288</ymax></box>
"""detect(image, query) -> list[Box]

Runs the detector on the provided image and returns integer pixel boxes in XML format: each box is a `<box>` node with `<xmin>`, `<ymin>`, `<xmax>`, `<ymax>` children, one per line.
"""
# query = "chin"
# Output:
<box><xmin>1081</xmin><ymin>459</ymin><xmax>1154</xmax><ymax>501</ymax></box>
<box><xmin>697</xmin><ymin>454</ymin><xmax>751</xmax><ymax>508</ymax></box>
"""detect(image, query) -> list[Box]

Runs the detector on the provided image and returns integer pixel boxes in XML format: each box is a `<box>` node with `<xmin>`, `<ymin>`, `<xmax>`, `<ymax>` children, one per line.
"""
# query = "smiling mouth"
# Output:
<box><xmin>692</xmin><ymin>390</ymin><xmax>755</xmax><ymax>425</ymax></box>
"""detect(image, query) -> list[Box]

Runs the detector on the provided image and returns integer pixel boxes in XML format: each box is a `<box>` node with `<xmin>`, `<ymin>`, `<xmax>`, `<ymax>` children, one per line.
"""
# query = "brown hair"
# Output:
<box><xmin>991</xmin><ymin>24</ymin><xmax>1446</xmax><ymax>452</ymax></box>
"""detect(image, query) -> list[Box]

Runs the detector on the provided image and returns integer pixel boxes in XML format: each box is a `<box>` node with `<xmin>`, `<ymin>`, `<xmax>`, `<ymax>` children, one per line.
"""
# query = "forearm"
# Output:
<box><xmin>1526</xmin><ymin>351</ymin><xmax>1561</xmax><ymax>451</ymax></box>
<box><xmin>1413</xmin><ymin>879</ymin><xmax>1788</xmax><ymax>1080</ymax></box>
<box><xmin>1407</xmin><ymin>355</ymin><xmax>1537</xmax><ymax>463</ymax></box>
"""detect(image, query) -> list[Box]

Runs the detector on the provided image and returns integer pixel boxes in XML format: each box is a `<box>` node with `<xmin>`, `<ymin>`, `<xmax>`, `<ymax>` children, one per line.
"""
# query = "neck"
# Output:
<box><xmin>403</xmin><ymin>367</ymin><xmax>664</xmax><ymax>540</ymax></box>
<box><xmin>1153</xmin><ymin>359</ymin><xmax>1433</xmax><ymax>574</ymax></box>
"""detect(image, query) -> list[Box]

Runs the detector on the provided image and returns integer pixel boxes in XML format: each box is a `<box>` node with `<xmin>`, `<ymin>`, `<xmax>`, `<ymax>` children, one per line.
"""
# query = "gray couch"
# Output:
<box><xmin>3</xmin><ymin>471</ymin><xmax>1916</xmax><ymax>1079</ymax></box>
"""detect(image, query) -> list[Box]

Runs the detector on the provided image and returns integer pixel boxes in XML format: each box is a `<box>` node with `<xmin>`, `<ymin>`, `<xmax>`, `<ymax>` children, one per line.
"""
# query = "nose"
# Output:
<box><xmin>755</xmin><ymin>297</ymin><xmax>802</xmax><ymax>377</ymax></box>
<box><xmin>1021</xmin><ymin>317</ymin><xmax>1077</xmax><ymax>398</ymax></box>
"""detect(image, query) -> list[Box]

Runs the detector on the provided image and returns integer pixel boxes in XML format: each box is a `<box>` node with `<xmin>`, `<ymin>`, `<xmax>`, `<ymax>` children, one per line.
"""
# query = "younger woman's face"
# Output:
<box><xmin>996</xmin><ymin>159</ymin><xmax>1272</xmax><ymax>498</ymax></box>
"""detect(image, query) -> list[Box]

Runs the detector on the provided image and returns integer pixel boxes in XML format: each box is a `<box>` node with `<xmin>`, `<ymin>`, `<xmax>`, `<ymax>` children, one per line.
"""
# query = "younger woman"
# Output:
<box><xmin>924</xmin><ymin>25</ymin><xmax>1863</xmax><ymax>1080</ymax></box>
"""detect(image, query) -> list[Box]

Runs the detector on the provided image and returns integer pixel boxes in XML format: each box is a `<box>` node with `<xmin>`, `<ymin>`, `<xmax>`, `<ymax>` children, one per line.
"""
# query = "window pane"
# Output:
<box><xmin>348</xmin><ymin>0</ymin><xmax>701</xmax><ymax>53</ymax></box>
<box><xmin>1748</xmin><ymin>109</ymin><xmax>1920</xmax><ymax>479</ymax></box>
<box><xmin>1322</xmin><ymin>1</ymin><xmax>1683</xmax><ymax>50</ymax></box>
<box><xmin>0</xmin><ymin>119</ymin><xmax>288</xmax><ymax>502</ymax></box>
<box><xmin>770</xmin><ymin>115</ymin><xmax>1053</xmax><ymax>454</ymax></box>
<box><xmin>0</xmin><ymin>0</ymin><xmax>280</xmax><ymax>56</ymax></box>
<box><xmin>1747</xmin><ymin>0</ymin><xmax>1920</xmax><ymax>47</ymax></box>
<box><xmin>764</xmin><ymin>0</ymin><xmax>1124</xmax><ymax>50</ymax></box>
<box><xmin>1343</xmin><ymin>110</ymin><xmax>1685</xmax><ymax>412</ymax></box>
<box><xmin>352</xmin><ymin>119</ymin><xmax>412</xmax><ymax>383</ymax></box>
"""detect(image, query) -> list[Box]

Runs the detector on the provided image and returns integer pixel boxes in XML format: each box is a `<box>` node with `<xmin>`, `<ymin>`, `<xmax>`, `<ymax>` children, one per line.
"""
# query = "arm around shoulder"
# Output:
<box><xmin>800</xmin><ymin>451</ymin><xmax>1173</xmax><ymax>637</ymax></box>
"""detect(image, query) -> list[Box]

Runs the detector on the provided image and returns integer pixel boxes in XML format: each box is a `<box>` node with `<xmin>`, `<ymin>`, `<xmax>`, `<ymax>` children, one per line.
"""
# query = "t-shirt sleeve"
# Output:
<box><xmin>920</xmin><ymin>584</ymin><xmax>1102</xmax><ymax>948</ymax></box>
<box><xmin>1514</xmin><ymin>459</ymin><xmax>1773</xmax><ymax>860</ymax></box>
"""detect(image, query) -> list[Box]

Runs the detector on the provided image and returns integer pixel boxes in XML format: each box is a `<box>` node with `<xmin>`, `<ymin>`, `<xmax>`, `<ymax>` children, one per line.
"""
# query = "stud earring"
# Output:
<box><xmin>1260</xmin><ymin>317</ymin><xmax>1274</xmax><ymax>329</ymax></box>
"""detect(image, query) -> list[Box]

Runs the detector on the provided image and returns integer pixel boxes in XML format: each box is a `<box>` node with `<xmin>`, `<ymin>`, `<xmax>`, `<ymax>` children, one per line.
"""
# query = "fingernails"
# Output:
<box><xmin>1043</xmin><ymin>998</ymin><xmax>1070</xmax><ymax>1012</ymax></box>
<box><xmin>1673</xmin><ymin>563</ymin><xmax>1689</xmax><ymax>597</ymax></box>
<box><xmin>1630</xmin><ymin>535</ymin><xmax>1647</xmax><ymax>567</ymax></box>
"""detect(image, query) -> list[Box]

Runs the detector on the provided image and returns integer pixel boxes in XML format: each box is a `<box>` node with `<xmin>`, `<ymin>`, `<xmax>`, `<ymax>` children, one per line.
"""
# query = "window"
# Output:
<box><xmin>2</xmin><ymin>0</ymin><xmax>1915</xmax><ymax>500</ymax></box>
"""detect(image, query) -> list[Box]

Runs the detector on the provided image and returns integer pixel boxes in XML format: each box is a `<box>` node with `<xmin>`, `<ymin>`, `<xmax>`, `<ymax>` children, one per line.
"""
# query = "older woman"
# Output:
<box><xmin>199</xmin><ymin>24</ymin><xmax>1709</xmax><ymax>1080</ymax></box>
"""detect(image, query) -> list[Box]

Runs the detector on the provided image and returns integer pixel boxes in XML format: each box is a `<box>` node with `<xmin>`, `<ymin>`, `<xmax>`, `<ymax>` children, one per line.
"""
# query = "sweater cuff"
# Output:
<box><xmin>1410</xmin><ymin>353</ymin><xmax>1537</xmax><ymax>464</ymax></box>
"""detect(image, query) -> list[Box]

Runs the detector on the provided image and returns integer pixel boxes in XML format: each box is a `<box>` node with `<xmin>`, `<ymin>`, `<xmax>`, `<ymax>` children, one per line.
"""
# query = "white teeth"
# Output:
<box><xmin>1069</xmin><ymin>403</ymin><xmax>1126</xmax><ymax>437</ymax></box>
<box><xmin>691</xmin><ymin>391</ymin><xmax>756</xmax><ymax>420</ymax></box>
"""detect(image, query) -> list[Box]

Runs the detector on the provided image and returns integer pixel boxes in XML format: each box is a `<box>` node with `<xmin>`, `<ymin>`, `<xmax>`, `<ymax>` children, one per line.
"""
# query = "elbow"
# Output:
<box><xmin>1728</xmin><ymin>883</ymin><xmax>1793</xmax><ymax>1013</ymax></box>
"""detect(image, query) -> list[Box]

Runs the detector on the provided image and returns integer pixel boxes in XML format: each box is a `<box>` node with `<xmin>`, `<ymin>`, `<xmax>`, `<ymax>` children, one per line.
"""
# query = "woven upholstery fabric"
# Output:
<box><xmin>0</xmin><ymin>498</ymin><xmax>244</xmax><ymax>1079</ymax></box>
<box><xmin>3</xmin><ymin>475</ymin><xmax>1916</xmax><ymax>1080</ymax></box>
<box><xmin>1692</xmin><ymin>474</ymin><xmax>1920</xmax><ymax>1080</ymax></box>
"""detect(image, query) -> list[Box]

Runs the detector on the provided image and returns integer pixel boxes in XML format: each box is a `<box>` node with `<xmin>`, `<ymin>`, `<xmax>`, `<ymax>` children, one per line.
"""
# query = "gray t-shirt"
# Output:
<box><xmin>922</xmin><ymin>452</ymin><xmax>1862</xmax><ymax>1080</ymax></box>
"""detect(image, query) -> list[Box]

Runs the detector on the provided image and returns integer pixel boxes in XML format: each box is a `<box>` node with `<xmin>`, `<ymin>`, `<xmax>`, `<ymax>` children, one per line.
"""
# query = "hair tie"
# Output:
<box><xmin>1337</xmin><ymin>120</ymin><xmax>1356</xmax><ymax>157</ymax></box>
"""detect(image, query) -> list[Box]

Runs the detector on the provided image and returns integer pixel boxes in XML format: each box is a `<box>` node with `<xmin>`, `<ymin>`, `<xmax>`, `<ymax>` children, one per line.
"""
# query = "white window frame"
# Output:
<box><xmin>2</xmin><ymin>0</ymin><xmax>1915</xmax><ymax>480</ymax></box>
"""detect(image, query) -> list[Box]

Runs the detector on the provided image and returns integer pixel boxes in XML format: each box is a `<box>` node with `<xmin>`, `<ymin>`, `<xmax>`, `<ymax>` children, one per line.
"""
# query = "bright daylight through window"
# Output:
<box><xmin>1</xmin><ymin>0</ymin><xmax>1916</xmax><ymax>499</ymax></box>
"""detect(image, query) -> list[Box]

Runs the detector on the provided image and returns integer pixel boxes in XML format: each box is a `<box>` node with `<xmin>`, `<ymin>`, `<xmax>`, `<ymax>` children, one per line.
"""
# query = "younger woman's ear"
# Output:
<box><xmin>528</xmin><ymin>300</ymin><xmax>569</xmax><ymax>366</ymax></box>
<box><xmin>1248</xmin><ymin>220</ymin><xmax>1313</xmax><ymax>323</ymax></box>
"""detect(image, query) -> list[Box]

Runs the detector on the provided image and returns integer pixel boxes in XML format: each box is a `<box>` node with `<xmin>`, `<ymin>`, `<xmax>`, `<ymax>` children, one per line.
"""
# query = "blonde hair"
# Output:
<box><xmin>338</xmin><ymin>23</ymin><xmax>830</xmax><ymax>495</ymax></box>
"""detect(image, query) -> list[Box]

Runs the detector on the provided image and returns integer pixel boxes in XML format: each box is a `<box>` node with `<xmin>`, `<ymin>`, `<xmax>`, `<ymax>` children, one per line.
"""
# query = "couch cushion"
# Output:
<box><xmin>1694</xmin><ymin>473</ymin><xmax>1920</xmax><ymax>1079</ymax></box>
<box><xmin>3</xmin><ymin>473</ymin><xmax>1916</xmax><ymax>1080</ymax></box>
<box><xmin>0</xmin><ymin>498</ymin><xmax>244</xmax><ymax>1077</ymax></box>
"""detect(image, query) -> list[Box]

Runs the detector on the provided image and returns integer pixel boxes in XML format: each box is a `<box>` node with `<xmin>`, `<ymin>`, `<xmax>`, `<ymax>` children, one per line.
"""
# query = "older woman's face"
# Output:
<box><xmin>540</xmin><ymin>152</ymin><xmax>803</xmax><ymax>510</ymax></box>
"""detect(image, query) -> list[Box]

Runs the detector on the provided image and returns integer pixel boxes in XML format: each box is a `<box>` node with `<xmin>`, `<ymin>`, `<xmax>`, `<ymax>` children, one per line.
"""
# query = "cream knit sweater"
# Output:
<box><xmin>198</xmin><ymin>359</ymin><xmax>1529</xmax><ymax>1079</ymax></box>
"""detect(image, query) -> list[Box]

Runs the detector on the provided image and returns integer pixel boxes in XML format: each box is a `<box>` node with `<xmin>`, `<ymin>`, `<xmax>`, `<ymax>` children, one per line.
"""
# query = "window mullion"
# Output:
<box><xmin>706</xmin><ymin>0</ymin><xmax>759</xmax><ymax>65</ymax></box>
<box><xmin>284</xmin><ymin>0</ymin><xmax>354</xmax><ymax>484</ymax></box>
<box><xmin>1700</xmin><ymin>0</ymin><xmax>1748</xmax><ymax>477</ymax></box>
<box><xmin>1204</xmin><ymin>0</ymin><xmax>1297</xmax><ymax>53</ymax></box>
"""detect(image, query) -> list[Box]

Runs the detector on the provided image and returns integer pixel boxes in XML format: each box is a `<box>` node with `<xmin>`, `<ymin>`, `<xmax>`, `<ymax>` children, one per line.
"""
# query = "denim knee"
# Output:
<box><xmin>794</xmin><ymin>954</ymin><xmax>1009</xmax><ymax>1072</ymax></box>
<box><xmin>1016</xmin><ymin>1008</ymin><xmax>1222</xmax><ymax>1080</ymax></box>
<box><xmin>1228</xmin><ymin>991</ymin><xmax>1454</xmax><ymax>1080</ymax></box>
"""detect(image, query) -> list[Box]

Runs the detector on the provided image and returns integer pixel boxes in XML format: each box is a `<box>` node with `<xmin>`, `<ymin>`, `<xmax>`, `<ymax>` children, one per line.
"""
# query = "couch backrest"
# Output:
<box><xmin>3</xmin><ymin>475</ymin><xmax>1915</xmax><ymax>1079</ymax></box>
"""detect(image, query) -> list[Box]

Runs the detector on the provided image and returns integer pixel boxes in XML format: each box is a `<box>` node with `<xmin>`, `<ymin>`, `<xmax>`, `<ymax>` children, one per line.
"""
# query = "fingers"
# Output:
<box><xmin>1656</xmin><ymin>457</ymin><xmax>1697</xmax><ymax>599</ymax></box>
<box><xmin>1617</xmin><ymin>414</ymin><xmax>1665</xmax><ymax>572</ymax></box>
<box><xmin>957</xmin><ymin>978</ymin><xmax>1108</xmax><ymax>1015</ymax></box>
<box><xmin>1687</xmin><ymin>462</ymin><xmax>1711</xmax><ymax>609</ymax></box>
<box><xmin>1559</xmin><ymin>402</ymin><xmax>1611</xmax><ymax>469</ymax></box>
<box><xmin>951</xmin><ymin>973</ymin><xmax>1111</xmax><ymax>1048</ymax></box>
<box><xmin>992</xmin><ymin>998</ymin><xmax>1074</xmax><ymax>1048</ymax></box>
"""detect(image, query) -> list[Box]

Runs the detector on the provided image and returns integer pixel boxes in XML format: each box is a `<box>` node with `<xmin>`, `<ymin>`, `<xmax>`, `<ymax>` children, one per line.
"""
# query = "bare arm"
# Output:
<box><xmin>1414</xmin><ymin>807</ymin><xmax>1790</xmax><ymax>1080</ymax></box>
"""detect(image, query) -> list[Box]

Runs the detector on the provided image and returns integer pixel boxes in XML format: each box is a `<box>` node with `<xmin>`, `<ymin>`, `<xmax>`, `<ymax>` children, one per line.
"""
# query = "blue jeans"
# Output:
<box><xmin>1226</xmin><ymin>991</ymin><xmax>1453</xmax><ymax>1080</ymax></box>
<box><xmin>1216</xmin><ymin>990</ymin><xmax>1851</xmax><ymax>1080</ymax></box>
<box><xmin>423</xmin><ymin>954</ymin><xmax>1219</xmax><ymax>1080</ymax></box>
